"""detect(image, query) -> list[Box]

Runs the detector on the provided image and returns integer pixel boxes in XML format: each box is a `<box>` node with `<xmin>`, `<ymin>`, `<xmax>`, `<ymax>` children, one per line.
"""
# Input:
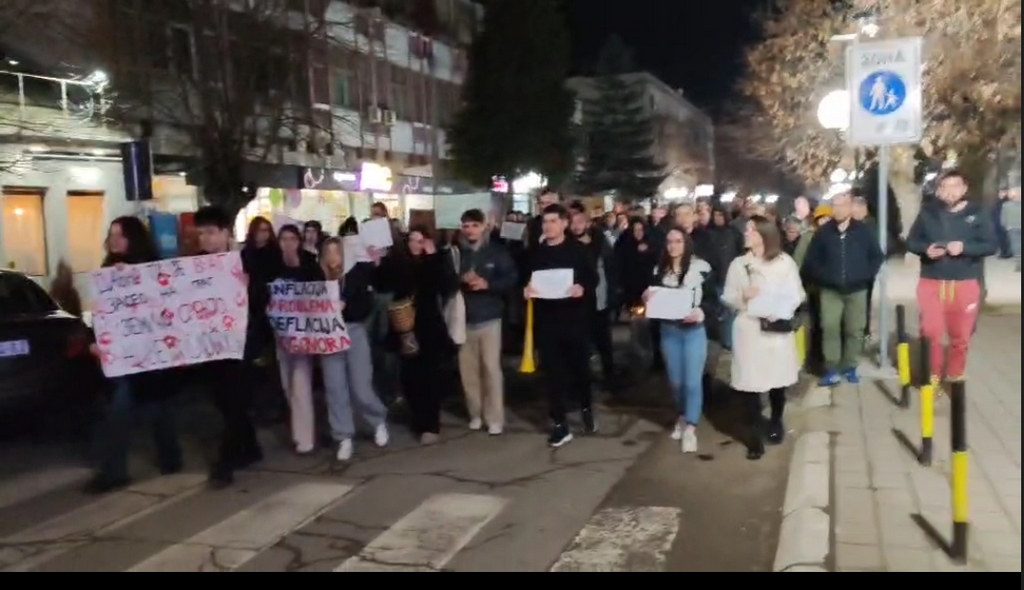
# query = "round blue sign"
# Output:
<box><xmin>857</xmin><ymin>70</ymin><xmax>906</xmax><ymax>116</ymax></box>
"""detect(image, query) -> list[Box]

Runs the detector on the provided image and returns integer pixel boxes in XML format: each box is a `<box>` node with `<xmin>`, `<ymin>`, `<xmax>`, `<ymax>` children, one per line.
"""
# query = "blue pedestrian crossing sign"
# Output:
<box><xmin>858</xmin><ymin>71</ymin><xmax>906</xmax><ymax>116</ymax></box>
<box><xmin>845</xmin><ymin>37</ymin><xmax>923</xmax><ymax>146</ymax></box>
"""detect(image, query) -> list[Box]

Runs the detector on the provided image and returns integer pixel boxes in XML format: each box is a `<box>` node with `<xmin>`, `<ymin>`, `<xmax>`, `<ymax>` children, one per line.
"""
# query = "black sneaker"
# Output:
<box><xmin>581</xmin><ymin>407</ymin><xmax>598</xmax><ymax>434</ymax></box>
<box><xmin>548</xmin><ymin>424</ymin><xmax>573</xmax><ymax>448</ymax></box>
<box><xmin>766</xmin><ymin>421</ymin><xmax>785</xmax><ymax>446</ymax></box>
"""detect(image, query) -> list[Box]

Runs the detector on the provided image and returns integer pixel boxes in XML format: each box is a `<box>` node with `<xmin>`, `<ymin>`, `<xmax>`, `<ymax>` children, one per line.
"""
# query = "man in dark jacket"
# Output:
<box><xmin>571</xmin><ymin>209</ymin><xmax>618</xmax><ymax>382</ymax></box>
<box><xmin>456</xmin><ymin>209</ymin><xmax>518</xmax><ymax>435</ymax></box>
<box><xmin>803</xmin><ymin>192</ymin><xmax>884</xmax><ymax>386</ymax></box>
<box><xmin>906</xmin><ymin>170</ymin><xmax>998</xmax><ymax>386</ymax></box>
<box><xmin>526</xmin><ymin>187</ymin><xmax>560</xmax><ymax>250</ymax></box>
<box><xmin>526</xmin><ymin>204</ymin><xmax>599</xmax><ymax>447</ymax></box>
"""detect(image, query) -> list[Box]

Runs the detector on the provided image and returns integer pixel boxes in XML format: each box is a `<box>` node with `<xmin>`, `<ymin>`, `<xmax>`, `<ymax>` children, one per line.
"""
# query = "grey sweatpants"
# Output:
<box><xmin>321</xmin><ymin>322</ymin><xmax>387</xmax><ymax>441</ymax></box>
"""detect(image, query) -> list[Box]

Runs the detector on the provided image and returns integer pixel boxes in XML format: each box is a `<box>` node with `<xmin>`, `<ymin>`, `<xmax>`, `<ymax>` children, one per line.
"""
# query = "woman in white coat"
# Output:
<box><xmin>723</xmin><ymin>216</ymin><xmax>805</xmax><ymax>460</ymax></box>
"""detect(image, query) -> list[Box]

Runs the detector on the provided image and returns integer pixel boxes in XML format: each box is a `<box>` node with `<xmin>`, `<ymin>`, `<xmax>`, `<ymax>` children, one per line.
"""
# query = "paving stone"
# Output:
<box><xmin>883</xmin><ymin>547</ymin><xmax>934</xmax><ymax>572</ymax></box>
<box><xmin>836</xmin><ymin>543</ymin><xmax>883</xmax><ymax>571</ymax></box>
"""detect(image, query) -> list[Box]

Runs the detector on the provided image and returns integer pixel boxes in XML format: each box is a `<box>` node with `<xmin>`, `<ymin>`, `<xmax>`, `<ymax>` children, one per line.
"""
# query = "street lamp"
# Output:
<box><xmin>830</xmin><ymin>168</ymin><xmax>848</xmax><ymax>183</ymax></box>
<box><xmin>817</xmin><ymin>90</ymin><xmax>850</xmax><ymax>131</ymax></box>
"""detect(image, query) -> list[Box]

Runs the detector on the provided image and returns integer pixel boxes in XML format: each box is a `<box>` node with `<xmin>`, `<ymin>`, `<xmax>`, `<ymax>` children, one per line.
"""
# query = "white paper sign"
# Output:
<box><xmin>267</xmin><ymin>281</ymin><xmax>351</xmax><ymax>355</ymax></box>
<box><xmin>89</xmin><ymin>252</ymin><xmax>249</xmax><ymax>377</ymax></box>
<box><xmin>360</xmin><ymin>217</ymin><xmax>394</xmax><ymax>249</ymax></box>
<box><xmin>747</xmin><ymin>286</ymin><xmax>801</xmax><ymax>320</ymax></box>
<box><xmin>530</xmin><ymin>268</ymin><xmax>574</xmax><ymax>299</ymax></box>
<box><xmin>645</xmin><ymin>287</ymin><xmax>695</xmax><ymax>320</ymax></box>
<box><xmin>500</xmin><ymin>222</ymin><xmax>526</xmax><ymax>241</ymax></box>
<box><xmin>342</xmin><ymin>235</ymin><xmax>372</xmax><ymax>273</ymax></box>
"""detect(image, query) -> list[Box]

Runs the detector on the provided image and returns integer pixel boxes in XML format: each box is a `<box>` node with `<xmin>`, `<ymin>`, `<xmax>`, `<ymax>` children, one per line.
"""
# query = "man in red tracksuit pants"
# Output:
<box><xmin>905</xmin><ymin>170</ymin><xmax>998</xmax><ymax>386</ymax></box>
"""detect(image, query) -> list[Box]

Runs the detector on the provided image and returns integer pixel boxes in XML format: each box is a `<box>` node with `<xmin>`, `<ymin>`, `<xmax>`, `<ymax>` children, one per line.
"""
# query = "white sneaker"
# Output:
<box><xmin>488</xmin><ymin>425</ymin><xmax>503</xmax><ymax>436</ymax></box>
<box><xmin>681</xmin><ymin>429</ymin><xmax>698</xmax><ymax>454</ymax></box>
<box><xmin>670</xmin><ymin>424</ymin><xmax>684</xmax><ymax>441</ymax></box>
<box><xmin>468</xmin><ymin>419</ymin><xmax>483</xmax><ymax>431</ymax></box>
<box><xmin>336</xmin><ymin>439</ymin><xmax>354</xmax><ymax>462</ymax></box>
<box><xmin>374</xmin><ymin>424</ymin><xmax>390</xmax><ymax>448</ymax></box>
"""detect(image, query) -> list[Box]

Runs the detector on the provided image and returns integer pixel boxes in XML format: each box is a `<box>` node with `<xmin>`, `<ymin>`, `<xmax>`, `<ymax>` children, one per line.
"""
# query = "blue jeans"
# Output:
<box><xmin>659</xmin><ymin>323</ymin><xmax>708</xmax><ymax>426</ymax></box>
<box><xmin>321</xmin><ymin>323</ymin><xmax>388</xmax><ymax>441</ymax></box>
<box><xmin>93</xmin><ymin>377</ymin><xmax>181</xmax><ymax>482</ymax></box>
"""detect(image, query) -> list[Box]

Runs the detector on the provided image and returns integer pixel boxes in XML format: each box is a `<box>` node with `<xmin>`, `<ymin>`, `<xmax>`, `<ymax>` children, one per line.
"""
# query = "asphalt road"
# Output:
<box><xmin>0</xmin><ymin>337</ymin><xmax>798</xmax><ymax>572</ymax></box>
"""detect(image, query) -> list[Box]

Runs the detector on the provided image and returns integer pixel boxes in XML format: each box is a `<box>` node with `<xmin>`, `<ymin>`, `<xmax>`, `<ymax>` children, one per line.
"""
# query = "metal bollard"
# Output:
<box><xmin>950</xmin><ymin>380</ymin><xmax>969</xmax><ymax>563</ymax></box>
<box><xmin>896</xmin><ymin>305</ymin><xmax>912</xmax><ymax>408</ymax></box>
<box><xmin>918</xmin><ymin>336</ymin><xmax>934</xmax><ymax>467</ymax></box>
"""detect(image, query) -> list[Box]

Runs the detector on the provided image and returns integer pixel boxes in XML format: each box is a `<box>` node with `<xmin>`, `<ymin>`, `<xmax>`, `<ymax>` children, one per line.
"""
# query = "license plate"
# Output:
<box><xmin>0</xmin><ymin>339</ymin><xmax>30</xmax><ymax>358</ymax></box>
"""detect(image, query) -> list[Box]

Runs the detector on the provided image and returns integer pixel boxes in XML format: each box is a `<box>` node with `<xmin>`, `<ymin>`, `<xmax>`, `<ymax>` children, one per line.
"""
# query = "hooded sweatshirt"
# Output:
<box><xmin>906</xmin><ymin>200</ymin><xmax>998</xmax><ymax>281</ymax></box>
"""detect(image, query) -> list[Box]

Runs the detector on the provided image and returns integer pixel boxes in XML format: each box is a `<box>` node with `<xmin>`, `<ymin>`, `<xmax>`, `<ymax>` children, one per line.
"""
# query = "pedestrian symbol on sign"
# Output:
<box><xmin>858</xmin><ymin>70</ymin><xmax>906</xmax><ymax>116</ymax></box>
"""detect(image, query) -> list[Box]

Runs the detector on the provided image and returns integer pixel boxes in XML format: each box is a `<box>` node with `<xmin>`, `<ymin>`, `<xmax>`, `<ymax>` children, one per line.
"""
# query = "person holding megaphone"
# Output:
<box><xmin>524</xmin><ymin>204</ymin><xmax>599</xmax><ymax>448</ymax></box>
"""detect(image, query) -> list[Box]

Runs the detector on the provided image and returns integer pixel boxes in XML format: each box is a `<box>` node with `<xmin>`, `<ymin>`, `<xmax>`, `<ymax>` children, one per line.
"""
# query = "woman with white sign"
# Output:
<box><xmin>319</xmin><ymin>238</ymin><xmax>390</xmax><ymax>461</ymax></box>
<box><xmin>274</xmin><ymin>225</ymin><xmax>325</xmax><ymax>455</ymax></box>
<box><xmin>642</xmin><ymin>227</ymin><xmax>718</xmax><ymax>454</ymax></box>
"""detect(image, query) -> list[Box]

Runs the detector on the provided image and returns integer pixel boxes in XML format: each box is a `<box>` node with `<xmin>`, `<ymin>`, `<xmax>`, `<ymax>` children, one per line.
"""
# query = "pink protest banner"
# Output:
<box><xmin>89</xmin><ymin>252</ymin><xmax>249</xmax><ymax>377</ymax></box>
<box><xmin>267</xmin><ymin>281</ymin><xmax>351</xmax><ymax>355</ymax></box>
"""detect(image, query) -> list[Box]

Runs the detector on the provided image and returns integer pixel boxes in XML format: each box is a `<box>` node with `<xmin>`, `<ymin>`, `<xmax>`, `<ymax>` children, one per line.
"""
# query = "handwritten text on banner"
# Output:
<box><xmin>267</xmin><ymin>281</ymin><xmax>351</xmax><ymax>355</ymax></box>
<box><xmin>89</xmin><ymin>252</ymin><xmax>249</xmax><ymax>377</ymax></box>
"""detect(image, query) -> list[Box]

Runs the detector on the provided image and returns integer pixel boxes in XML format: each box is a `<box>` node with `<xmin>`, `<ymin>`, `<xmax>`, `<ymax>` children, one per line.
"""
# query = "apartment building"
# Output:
<box><xmin>568</xmin><ymin>72</ymin><xmax>716</xmax><ymax>200</ymax></box>
<box><xmin>0</xmin><ymin>0</ymin><xmax>483</xmax><ymax>281</ymax></box>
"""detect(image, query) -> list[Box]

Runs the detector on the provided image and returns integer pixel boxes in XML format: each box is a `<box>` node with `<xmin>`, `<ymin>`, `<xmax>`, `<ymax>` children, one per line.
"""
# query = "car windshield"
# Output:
<box><xmin>0</xmin><ymin>273</ymin><xmax>59</xmax><ymax>317</ymax></box>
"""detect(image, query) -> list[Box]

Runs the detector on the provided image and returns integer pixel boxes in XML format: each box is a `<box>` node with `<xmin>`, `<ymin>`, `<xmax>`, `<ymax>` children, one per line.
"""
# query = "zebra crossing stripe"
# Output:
<box><xmin>128</xmin><ymin>482</ymin><xmax>354</xmax><ymax>572</ymax></box>
<box><xmin>0</xmin><ymin>466</ymin><xmax>92</xmax><ymax>511</ymax></box>
<box><xmin>1</xmin><ymin>473</ymin><xmax>207</xmax><ymax>572</ymax></box>
<box><xmin>549</xmin><ymin>506</ymin><xmax>681</xmax><ymax>572</ymax></box>
<box><xmin>336</xmin><ymin>493</ymin><xmax>508</xmax><ymax>572</ymax></box>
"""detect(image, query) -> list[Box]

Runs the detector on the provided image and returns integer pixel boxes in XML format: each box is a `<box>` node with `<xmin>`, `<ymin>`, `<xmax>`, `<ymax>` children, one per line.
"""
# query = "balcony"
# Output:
<box><xmin>0</xmin><ymin>69</ymin><xmax>124</xmax><ymax>143</ymax></box>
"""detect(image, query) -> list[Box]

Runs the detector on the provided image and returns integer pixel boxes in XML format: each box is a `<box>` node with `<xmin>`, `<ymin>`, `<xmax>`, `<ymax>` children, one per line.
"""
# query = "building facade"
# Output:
<box><xmin>1</xmin><ymin>0</ymin><xmax>483</xmax><ymax>285</ymax></box>
<box><xmin>568</xmin><ymin>72</ymin><xmax>715</xmax><ymax>201</ymax></box>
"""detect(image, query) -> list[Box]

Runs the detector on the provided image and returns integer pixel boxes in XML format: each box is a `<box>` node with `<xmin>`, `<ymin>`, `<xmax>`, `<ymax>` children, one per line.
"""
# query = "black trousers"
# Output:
<box><xmin>590</xmin><ymin>308</ymin><xmax>615</xmax><ymax>377</ymax></box>
<box><xmin>537</xmin><ymin>321</ymin><xmax>592</xmax><ymax>425</ymax></box>
<box><xmin>401</xmin><ymin>354</ymin><xmax>442</xmax><ymax>435</ymax></box>
<box><xmin>739</xmin><ymin>388</ymin><xmax>787</xmax><ymax>447</ymax></box>
<box><xmin>864</xmin><ymin>284</ymin><xmax>874</xmax><ymax>336</ymax></box>
<box><xmin>207</xmin><ymin>361</ymin><xmax>259</xmax><ymax>470</ymax></box>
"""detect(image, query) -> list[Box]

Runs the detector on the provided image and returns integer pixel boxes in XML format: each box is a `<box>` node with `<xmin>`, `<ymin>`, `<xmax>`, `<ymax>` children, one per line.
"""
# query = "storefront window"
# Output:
<box><xmin>152</xmin><ymin>175</ymin><xmax>199</xmax><ymax>213</ymax></box>
<box><xmin>65</xmin><ymin>191</ymin><xmax>106</xmax><ymax>273</ymax></box>
<box><xmin>2</xmin><ymin>190</ymin><xmax>48</xmax><ymax>276</ymax></box>
<box><xmin>234</xmin><ymin>188</ymin><xmax>354</xmax><ymax>242</ymax></box>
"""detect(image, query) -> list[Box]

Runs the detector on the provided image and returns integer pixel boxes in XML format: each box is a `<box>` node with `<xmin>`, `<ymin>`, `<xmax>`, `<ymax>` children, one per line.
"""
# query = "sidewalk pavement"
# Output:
<box><xmin>882</xmin><ymin>256</ymin><xmax>1021</xmax><ymax>306</ymax></box>
<box><xmin>775</xmin><ymin>313</ymin><xmax>1021</xmax><ymax>572</ymax></box>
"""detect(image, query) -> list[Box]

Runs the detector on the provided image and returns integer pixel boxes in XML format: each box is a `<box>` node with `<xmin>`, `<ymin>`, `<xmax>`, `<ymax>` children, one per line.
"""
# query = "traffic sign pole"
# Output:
<box><xmin>877</xmin><ymin>144</ymin><xmax>890</xmax><ymax>371</ymax></box>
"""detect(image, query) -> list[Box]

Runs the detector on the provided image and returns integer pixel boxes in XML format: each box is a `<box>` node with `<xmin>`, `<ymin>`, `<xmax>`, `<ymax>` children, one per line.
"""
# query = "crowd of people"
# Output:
<box><xmin>77</xmin><ymin>169</ymin><xmax>999</xmax><ymax>493</ymax></box>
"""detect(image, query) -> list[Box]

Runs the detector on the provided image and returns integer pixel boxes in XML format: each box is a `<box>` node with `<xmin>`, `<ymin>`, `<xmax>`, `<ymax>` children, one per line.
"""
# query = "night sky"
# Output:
<box><xmin>565</xmin><ymin>0</ymin><xmax>764</xmax><ymax>117</ymax></box>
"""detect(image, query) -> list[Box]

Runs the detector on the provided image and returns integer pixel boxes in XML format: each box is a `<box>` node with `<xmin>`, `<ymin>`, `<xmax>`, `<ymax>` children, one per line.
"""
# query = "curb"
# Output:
<box><xmin>773</xmin><ymin>388</ymin><xmax>833</xmax><ymax>572</ymax></box>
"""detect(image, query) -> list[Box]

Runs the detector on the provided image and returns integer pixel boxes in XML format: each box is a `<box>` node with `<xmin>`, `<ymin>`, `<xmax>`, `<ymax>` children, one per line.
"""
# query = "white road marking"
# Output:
<box><xmin>128</xmin><ymin>482</ymin><xmax>354</xmax><ymax>572</ymax></box>
<box><xmin>0</xmin><ymin>466</ymin><xmax>92</xmax><ymax>510</ymax></box>
<box><xmin>550</xmin><ymin>506</ymin><xmax>681</xmax><ymax>572</ymax></box>
<box><xmin>336</xmin><ymin>493</ymin><xmax>508</xmax><ymax>572</ymax></box>
<box><xmin>0</xmin><ymin>473</ymin><xmax>206</xmax><ymax>572</ymax></box>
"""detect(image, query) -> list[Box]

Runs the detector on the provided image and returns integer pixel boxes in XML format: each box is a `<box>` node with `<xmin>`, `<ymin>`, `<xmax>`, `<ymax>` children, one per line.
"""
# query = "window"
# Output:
<box><xmin>169</xmin><ymin>25</ymin><xmax>195</xmax><ymax>77</ymax></box>
<box><xmin>65</xmin><ymin>192</ymin><xmax>106</xmax><ymax>273</ymax></box>
<box><xmin>2</xmin><ymin>190</ymin><xmax>48</xmax><ymax>276</ymax></box>
<box><xmin>0</xmin><ymin>273</ymin><xmax>57</xmax><ymax>317</ymax></box>
<box><xmin>389</xmin><ymin>67</ymin><xmax>407</xmax><ymax>119</ymax></box>
<box><xmin>333</xmin><ymin>69</ymin><xmax>355</xmax><ymax>109</ymax></box>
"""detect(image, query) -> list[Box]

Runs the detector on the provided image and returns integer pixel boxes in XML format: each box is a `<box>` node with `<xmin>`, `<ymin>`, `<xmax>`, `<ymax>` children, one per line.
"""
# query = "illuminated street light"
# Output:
<box><xmin>720</xmin><ymin>191</ymin><xmax>737</xmax><ymax>203</ymax></box>
<box><xmin>765</xmin><ymin>194</ymin><xmax>779</xmax><ymax>204</ymax></box>
<box><xmin>817</xmin><ymin>90</ymin><xmax>850</xmax><ymax>131</ymax></box>
<box><xmin>830</xmin><ymin>169</ymin><xmax>848</xmax><ymax>183</ymax></box>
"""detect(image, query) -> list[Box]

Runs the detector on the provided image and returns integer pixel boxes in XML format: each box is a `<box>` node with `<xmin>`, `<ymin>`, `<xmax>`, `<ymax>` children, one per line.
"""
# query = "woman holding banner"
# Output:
<box><xmin>319</xmin><ymin>239</ymin><xmax>390</xmax><ymax>461</ymax></box>
<box><xmin>274</xmin><ymin>225</ymin><xmax>324</xmax><ymax>455</ymax></box>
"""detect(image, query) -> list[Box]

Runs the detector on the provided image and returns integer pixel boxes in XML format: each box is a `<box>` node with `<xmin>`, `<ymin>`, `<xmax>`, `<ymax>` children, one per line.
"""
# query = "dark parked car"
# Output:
<box><xmin>0</xmin><ymin>270</ymin><xmax>103</xmax><ymax>436</ymax></box>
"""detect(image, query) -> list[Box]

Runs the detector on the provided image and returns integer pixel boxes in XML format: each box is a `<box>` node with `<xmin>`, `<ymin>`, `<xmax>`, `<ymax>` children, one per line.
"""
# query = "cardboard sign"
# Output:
<box><xmin>267</xmin><ymin>281</ymin><xmax>351</xmax><ymax>355</ymax></box>
<box><xmin>89</xmin><ymin>252</ymin><xmax>249</xmax><ymax>377</ymax></box>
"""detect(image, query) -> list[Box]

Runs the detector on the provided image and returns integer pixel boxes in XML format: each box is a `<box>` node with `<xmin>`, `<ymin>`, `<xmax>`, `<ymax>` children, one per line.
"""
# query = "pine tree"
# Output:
<box><xmin>447</xmin><ymin>0</ymin><xmax>576</xmax><ymax>187</ymax></box>
<box><xmin>577</xmin><ymin>36</ymin><xmax>665</xmax><ymax>199</ymax></box>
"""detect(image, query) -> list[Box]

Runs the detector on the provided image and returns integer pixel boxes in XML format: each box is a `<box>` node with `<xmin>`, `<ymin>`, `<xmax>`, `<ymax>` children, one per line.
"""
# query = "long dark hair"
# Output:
<box><xmin>103</xmin><ymin>216</ymin><xmax>158</xmax><ymax>267</ymax></box>
<box><xmin>749</xmin><ymin>215</ymin><xmax>783</xmax><ymax>261</ymax></box>
<box><xmin>338</xmin><ymin>216</ymin><xmax>359</xmax><ymax>237</ymax></box>
<box><xmin>244</xmin><ymin>216</ymin><xmax>277</xmax><ymax>250</ymax></box>
<box><xmin>656</xmin><ymin>226</ymin><xmax>695</xmax><ymax>282</ymax></box>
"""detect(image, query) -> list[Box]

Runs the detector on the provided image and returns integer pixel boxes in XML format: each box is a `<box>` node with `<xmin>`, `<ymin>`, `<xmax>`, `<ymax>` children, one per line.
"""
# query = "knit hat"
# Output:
<box><xmin>813</xmin><ymin>204</ymin><xmax>833</xmax><ymax>219</ymax></box>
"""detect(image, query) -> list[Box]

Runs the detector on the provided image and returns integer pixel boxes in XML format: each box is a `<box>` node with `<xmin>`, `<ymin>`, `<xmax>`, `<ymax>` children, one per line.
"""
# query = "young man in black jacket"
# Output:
<box><xmin>570</xmin><ymin>209</ymin><xmax>618</xmax><ymax>383</ymax></box>
<box><xmin>525</xmin><ymin>205</ymin><xmax>599</xmax><ymax>447</ymax></box>
<box><xmin>802</xmin><ymin>192</ymin><xmax>884</xmax><ymax>386</ymax></box>
<box><xmin>193</xmin><ymin>206</ymin><xmax>262</xmax><ymax>487</ymax></box>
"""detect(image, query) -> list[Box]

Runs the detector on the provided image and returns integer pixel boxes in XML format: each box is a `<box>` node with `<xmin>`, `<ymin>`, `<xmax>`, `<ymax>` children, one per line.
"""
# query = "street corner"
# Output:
<box><xmin>774</xmin><ymin>429</ymin><xmax>832</xmax><ymax>572</ymax></box>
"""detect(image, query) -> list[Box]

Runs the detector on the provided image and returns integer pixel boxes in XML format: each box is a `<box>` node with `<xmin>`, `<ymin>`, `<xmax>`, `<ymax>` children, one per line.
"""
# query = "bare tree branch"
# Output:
<box><xmin>737</xmin><ymin>0</ymin><xmax>1021</xmax><ymax>181</ymax></box>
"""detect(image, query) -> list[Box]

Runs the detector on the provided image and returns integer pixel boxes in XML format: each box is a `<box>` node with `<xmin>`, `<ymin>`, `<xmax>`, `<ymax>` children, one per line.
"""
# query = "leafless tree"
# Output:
<box><xmin>72</xmin><ymin>0</ymin><xmax>354</xmax><ymax>217</ymax></box>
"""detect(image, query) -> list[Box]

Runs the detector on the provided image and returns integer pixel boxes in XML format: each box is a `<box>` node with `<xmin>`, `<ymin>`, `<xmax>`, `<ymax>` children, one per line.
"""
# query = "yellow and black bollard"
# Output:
<box><xmin>949</xmin><ymin>380</ymin><xmax>969</xmax><ymax>563</ymax></box>
<box><xmin>918</xmin><ymin>336</ymin><xmax>934</xmax><ymax>466</ymax></box>
<box><xmin>896</xmin><ymin>305</ymin><xmax>912</xmax><ymax>408</ymax></box>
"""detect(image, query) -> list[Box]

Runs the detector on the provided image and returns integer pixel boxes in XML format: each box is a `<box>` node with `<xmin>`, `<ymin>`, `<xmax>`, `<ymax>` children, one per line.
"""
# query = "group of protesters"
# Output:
<box><xmin>79</xmin><ymin>168</ymin><xmax>998</xmax><ymax>493</ymax></box>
